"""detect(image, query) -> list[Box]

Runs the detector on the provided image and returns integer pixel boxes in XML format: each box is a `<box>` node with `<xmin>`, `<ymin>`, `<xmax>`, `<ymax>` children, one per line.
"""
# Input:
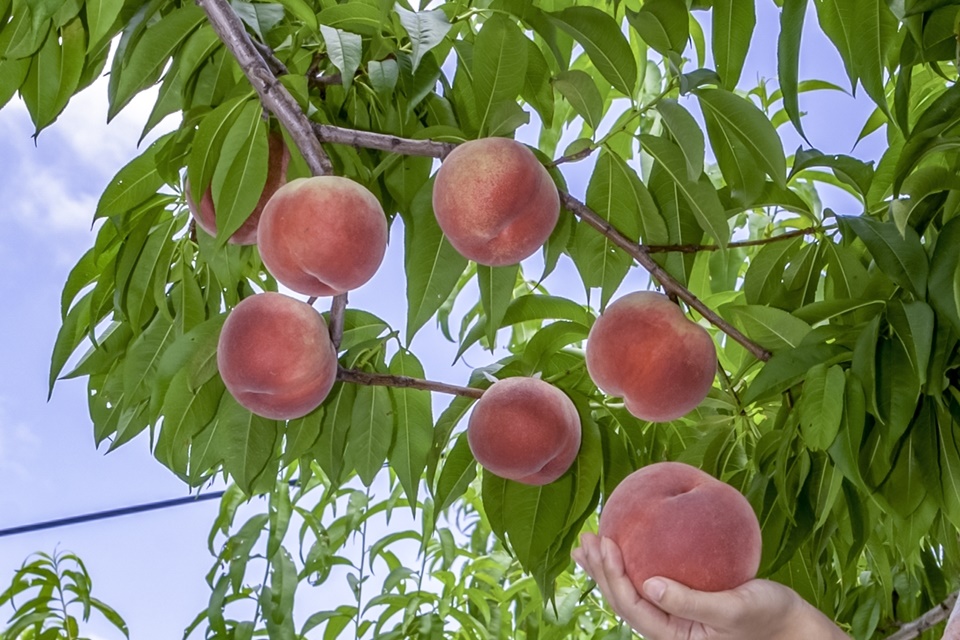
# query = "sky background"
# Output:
<box><xmin>0</xmin><ymin>2</ymin><xmax>883</xmax><ymax>637</ymax></box>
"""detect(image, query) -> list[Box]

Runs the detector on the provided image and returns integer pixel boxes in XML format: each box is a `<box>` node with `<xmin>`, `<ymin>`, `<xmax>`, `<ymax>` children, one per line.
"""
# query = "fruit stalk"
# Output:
<box><xmin>337</xmin><ymin>368</ymin><xmax>484</xmax><ymax>399</ymax></box>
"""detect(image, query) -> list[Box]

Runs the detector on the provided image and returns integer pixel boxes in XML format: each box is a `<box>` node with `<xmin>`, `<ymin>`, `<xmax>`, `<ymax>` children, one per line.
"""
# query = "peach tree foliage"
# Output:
<box><xmin>1</xmin><ymin>0</ymin><xmax>959</xmax><ymax>636</ymax></box>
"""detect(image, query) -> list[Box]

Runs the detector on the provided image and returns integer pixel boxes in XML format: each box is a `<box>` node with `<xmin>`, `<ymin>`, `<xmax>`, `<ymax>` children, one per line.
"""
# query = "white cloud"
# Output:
<box><xmin>0</xmin><ymin>398</ymin><xmax>41</xmax><ymax>483</ymax></box>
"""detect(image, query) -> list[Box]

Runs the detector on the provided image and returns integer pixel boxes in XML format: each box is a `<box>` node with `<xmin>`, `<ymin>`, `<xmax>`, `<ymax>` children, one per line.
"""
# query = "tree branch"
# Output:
<box><xmin>329</xmin><ymin>293</ymin><xmax>348</xmax><ymax>350</ymax></box>
<box><xmin>312</xmin><ymin>123</ymin><xmax>457</xmax><ymax>159</ymax></box>
<box><xmin>197</xmin><ymin>0</ymin><xmax>333</xmax><ymax>177</ymax></box>
<box><xmin>885</xmin><ymin>591</ymin><xmax>959</xmax><ymax>640</ymax></box>
<box><xmin>644</xmin><ymin>226</ymin><xmax>823</xmax><ymax>254</ymax></box>
<box><xmin>337</xmin><ymin>368</ymin><xmax>484</xmax><ymax>399</ymax></box>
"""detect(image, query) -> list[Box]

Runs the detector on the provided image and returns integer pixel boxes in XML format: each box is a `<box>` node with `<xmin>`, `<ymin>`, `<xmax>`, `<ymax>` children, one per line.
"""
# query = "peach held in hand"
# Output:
<box><xmin>467</xmin><ymin>377</ymin><xmax>581</xmax><ymax>485</ymax></box>
<box><xmin>598</xmin><ymin>461</ymin><xmax>762</xmax><ymax>594</ymax></box>
<box><xmin>432</xmin><ymin>137</ymin><xmax>560</xmax><ymax>266</ymax></box>
<box><xmin>586</xmin><ymin>291</ymin><xmax>716</xmax><ymax>422</ymax></box>
<box><xmin>217</xmin><ymin>292</ymin><xmax>338</xmax><ymax>420</ymax></box>
<box><xmin>258</xmin><ymin>176</ymin><xmax>388</xmax><ymax>296</ymax></box>
<box><xmin>187</xmin><ymin>130</ymin><xmax>290</xmax><ymax>245</ymax></box>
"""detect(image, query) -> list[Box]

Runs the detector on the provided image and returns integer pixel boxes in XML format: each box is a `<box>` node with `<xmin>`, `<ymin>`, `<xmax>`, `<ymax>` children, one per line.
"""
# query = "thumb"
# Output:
<box><xmin>643</xmin><ymin>577</ymin><xmax>740</xmax><ymax>627</ymax></box>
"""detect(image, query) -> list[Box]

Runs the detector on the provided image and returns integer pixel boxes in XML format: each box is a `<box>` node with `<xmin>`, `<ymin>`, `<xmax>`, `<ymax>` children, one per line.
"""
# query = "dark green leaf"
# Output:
<box><xmin>346</xmin><ymin>385</ymin><xmax>393</xmax><ymax>487</ymax></box>
<box><xmin>839</xmin><ymin>215</ymin><xmax>928</xmax><ymax>297</ymax></box>
<box><xmin>743</xmin><ymin>343</ymin><xmax>848</xmax><ymax>404</ymax></box>
<box><xmin>478</xmin><ymin>264</ymin><xmax>517</xmax><ymax>347</ymax></box>
<box><xmin>550</xmin><ymin>7</ymin><xmax>637</xmax><ymax>96</ymax></box>
<box><xmin>777</xmin><ymin>0</ymin><xmax>808</xmax><ymax>139</ymax></box>
<box><xmin>473</xmin><ymin>14</ymin><xmax>527</xmax><ymax>135</ymax></box>
<box><xmin>929</xmin><ymin>217</ymin><xmax>960</xmax><ymax>333</ymax></box>
<box><xmin>552</xmin><ymin>70</ymin><xmax>603</xmax><ymax>131</ymax></box>
<box><xmin>95</xmin><ymin>132</ymin><xmax>171</xmax><ymax>219</ymax></box>
<box><xmin>211</xmin><ymin>100</ymin><xmax>268</xmax><ymax>244</ymax></box>
<box><xmin>721</xmin><ymin>304</ymin><xmax>811</xmax><ymax>351</ymax></box>
<box><xmin>712</xmin><ymin>0</ymin><xmax>755</xmax><ymax>89</ymax></box>
<box><xmin>798</xmin><ymin>363</ymin><xmax>845</xmax><ymax>450</ymax></box>
<box><xmin>625</xmin><ymin>0</ymin><xmax>689</xmax><ymax>56</ymax></box>
<box><xmin>657</xmin><ymin>99</ymin><xmax>704</xmax><ymax>181</ymax></box>
<box><xmin>851</xmin><ymin>0</ymin><xmax>897</xmax><ymax>114</ymax></box>
<box><xmin>432</xmin><ymin>432</ymin><xmax>477</xmax><ymax>514</ymax></box>
<box><xmin>388</xmin><ymin>351</ymin><xmax>432</xmax><ymax>509</ymax></box>
<box><xmin>220</xmin><ymin>394</ymin><xmax>282</xmax><ymax>495</ymax></box>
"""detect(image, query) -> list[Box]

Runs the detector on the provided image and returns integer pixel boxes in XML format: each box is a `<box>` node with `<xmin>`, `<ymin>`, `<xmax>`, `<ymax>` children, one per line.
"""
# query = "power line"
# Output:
<box><xmin>0</xmin><ymin>490</ymin><xmax>227</xmax><ymax>539</ymax></box>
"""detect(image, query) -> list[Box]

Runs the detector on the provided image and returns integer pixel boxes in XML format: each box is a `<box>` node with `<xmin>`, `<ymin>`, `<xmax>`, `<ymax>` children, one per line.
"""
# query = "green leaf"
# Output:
<box><xmin>876</xmin><ymin>337</ymin><xmax>921</xmax><ymax>451</ymax></box>
<box><xmin>472</xmin><ymin>14</ymin><xmax>527</xmax><ymax>135</ymax></box>
<box><xmin>346</xmin><ymin>385</ymin><xmax>394</xmax><ymax>487</ymax></box>
<box><xmin>0</xmin><ymin>19</ymin><xmax>30</xmax><ymax>108</ymax></box>
<box><xmin>387</xmin><ymin>351</ymin><xmax>433</xmax><ymax>510</ymax></box>
<box><xmin>712</xmin><ymin>0</ymin><xmax>755</xmax><ymax>89</ymax></box>
<box><xmin>641</xmin><ymin>135</ymin><xmax>729</xmax><ymax>248</ymax></box>
<box><xmin>625</xmin><ymin>0</ymin><xmax>689</xmax><ymax>56</ymax></box>
<box><xmin>312</xmin><ymin>383</ymin><xmax>356</xmax><ymax>486</ymax></box>
<box><xmin>367</xmin><ymin>59</ymin><xmax>398</xmax><ymax>97</ymax></box>
<box><xmin>887</xmin><ymin>300</ymin><xmax>934</xmax><ymax>387</ymax></box>
<box><xmin>929</xmin><ymin>217</ymin><xmax>960</xmax><ymax>333</ymax></box>
<box><xmin>657</xmin><ymin>99</ymin><xmax>704</xmax><ymax>181</ymax></box>
<box><xmin>320</xmin><ymin>25</ymin><xmax>362</xmax><ymax>92</ymax></box>
<box><xmin>552</xmin><ymin>70</ymin><xmax>603</xmax><ymax>131</ymax></box>
<box><xmin>155</xmin><ymin>370</ymin><xmax>223</xmax><ymax>478</ymax></box>
<box><xmin>49</xmin><ymin>291</ymin><xmax>94</xmax><ymax>397</ymax></box>
<box><xmin>798</xmin><ymin>364</ymin><xmax>845</xmax><ymax>450</ymax></box>
<box><xmin>187</xmin><ymin>95</ymin><xmax>250</xmax><ymax>203</ymax></box>
<box><xmin>828</xmin><ymin>372</ymin><xmax>866</xmax><ymax>487</ymax></box>
<box><xmin>789</xmin><ymin>148</ymin><xmax>874</xmax><ymax>198</ymax></box>
<box><xmin>211</xmin><ymin>100</ymin><xmax>268</xmax><ymax>243</ymax></box>
<box><xmin>697</xmin><ymin>88</ymin><xmax>787</xmax><ymax>188</ymax></box>
<box><xmin>721</xmin><ymin>304</ymin><xmax>812</xmax><ymax>351</ymax></box>
<box><xmin>95</xmin><ymin>133</ymin><xmax>171</xmax><ymax>219</ymax></box>
<box><xmin>221</xmin><ymin>394</ymin><xmax>282</xmax><ymax>495</ymax></box>
<box><xmin>839</xmin><ymin>215</ymin><xmax>928</xmax><ymax>298</ymax></box>
<box><xmin>109</xmin><ymin>3</ymin><xmax>205</xmax><ymax>121</ymax></box>
<box><xmin>275</xmin><ymin>0</ymin><xmax>318</xmax><ymax>32</ymax></box>
<box><xmin>394</xmin><ymin>4</ymin><xmax>450</xmax><ymax>73</ymax></box>
<box><xmin>851</xmin><ymin>0</ymin><xmax>897</xmax><ymax>115</ymax></box>
<box><xmin>317</xmin><ymin>2</ymin><xmax>380</xmax><ymax>36</ymax></box>
<box><xmin>813</xmin><ymin>0</ymin><xmax>857</xmax><ymax>88</ymax></box>
<box><xmin>744</xmin><ymin>343</ymin><xmax>848</xmax><ymax>404</ymax></box>
<box><xmin>521</xmin><ymin>38</ymin><xmax>554</xmax><ymax>126</ymax></box>
<box><xmin>19</xmin><ymin>16</ymin><xmax>86</xmax><ymax>134</ymax></box>
<box><xmin>232</xmin><ymin>1</ymin><xmax>285</xmax><ymax>41</ymax></box>
<box><xmin>703</xmin><ymin>103</ymin><xmax>765</xmax><ymax>207</ymax></box>
<box><xmin>432</xmin><ymin>432</ymin><xmax>477</xmax><ymax>515</ymax></box>
<box><xmin>569</xmin><ymin>151</ymin><xmax>647</xmax><ymax>307</ymax></box>
<box><xmin>550</xmin><ymin>6</ymin><xmax>637</xmax><ymax>96</ymax></box>
<box><xmin>777</xmin><ymin>0</ymin><xmax>808</xmax><ymax>139</ymax></box>
<box><xmin>478</xmin><ymin>264</ymin><xmax>518</xmax><ymax>347</ymax></box>
<box><xmin>403</xmin><ymin>179</ymin><xmax>468</xmax><ymax>344</ymax></box>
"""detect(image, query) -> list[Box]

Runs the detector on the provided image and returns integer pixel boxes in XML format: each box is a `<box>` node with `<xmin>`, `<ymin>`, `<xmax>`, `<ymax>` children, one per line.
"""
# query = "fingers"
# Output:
<box><xmin>643</xmin><ymin>576</ymin><xmax>746</xmax><ymax>628</ymax></box>
<box><xmin>572</xmin><ymin>535</ymin><xmax>674</xmax><ymax>638</ymax></box>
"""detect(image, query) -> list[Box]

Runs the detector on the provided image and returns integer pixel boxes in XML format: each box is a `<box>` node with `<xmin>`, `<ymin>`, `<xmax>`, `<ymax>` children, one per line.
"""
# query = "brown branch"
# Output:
<box><xmin>197</xmin><ymin>0</ymin><xmax>333</xmax><ymax>177</ymax></box>
<box><xmin>885</xmin><ymin>591</ymin><xmax>959</xmax><ymax>640</ymax></box>
<box><xmin>644</xmin><ymin>226</ymin><xmax>823</xmax><ymax>254</ymax></box>
<box><xmin>329</xmin><ymin>293</ymin><xmax>348</xmax><ymax>350</ymax></box>
<box><xmin>337</xmin><ymin>367</ymin><xmax>484</xmax><ymax>399</ymax></box>
<box><xmin>310</xmin><ymin>72</ymin><xmax>343</xmax><ymax>88</ymax></box>
<box><xmin>312</xmin><ymin>123</ymin><xmax>457</xmax><ymax>159</ymax></box>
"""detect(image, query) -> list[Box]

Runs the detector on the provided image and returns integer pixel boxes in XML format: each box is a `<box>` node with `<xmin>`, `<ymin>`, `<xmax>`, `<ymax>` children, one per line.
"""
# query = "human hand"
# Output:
<box><xmin>571</xmin><ymin>533</ymin><xmax>849</xmax><ymax>640</ymax></box>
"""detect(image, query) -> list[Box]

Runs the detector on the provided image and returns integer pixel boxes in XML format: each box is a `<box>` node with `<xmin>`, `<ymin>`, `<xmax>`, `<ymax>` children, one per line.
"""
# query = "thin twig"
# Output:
<box><xmin>250</xmin><ymin>39</ymin><xmax>288</xmax><ymax>76</ymax></box>
<box><xmin>337</xmin><ymin>368</ymin><xmax>484</xmax><ymax>399</ymax></box>
<box><xmin>310</xmin><ymin>72</ymin><xmax>343</xmax><ymax>88</ymax></box>
<box><xmin>644</xmin><ymin>226</ymin><xmax>823</xmax><ymax>254</ymax></box>
<box><xmin>312</xmin><ymin>123</ymin><xmax>457</xmax><ymax>159</ymax></box>
<box><xmin>549</xmin><ymin>146</ymin><xmax>596</xmax><ymax>167</ymax></box>
<box><xmin>329</xmin><ymin>293</ymin><xmax>348</xmax><ymax>350</ymax></box>
<box><xmin>885</xmin><ymin>591</ymin><xmax>959</xmax><ymax>639</ymax></box>
<box><xmin>197</xmin><ymin>0</ymin><xmax>333</xmax><ymax>176</ymax></box>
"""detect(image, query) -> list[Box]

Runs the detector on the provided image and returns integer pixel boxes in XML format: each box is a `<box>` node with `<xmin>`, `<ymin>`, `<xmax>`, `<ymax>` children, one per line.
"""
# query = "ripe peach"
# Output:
<box><xmin>467</xmin><ymin>377</ymin><xmax>581</xmax><ymax>485</ymax></box>
<box><xmin>217</xmin><ymin>292</ymin><xmax>338</xmax><ymax>420</ymax></box>
<box><xmin>599</xmin><ymin>461</ymin><xmax>762</xmax><ymax>593</ymax></box>
<box><xmin>257</xmin><ymin>176</ymin><xmax>388</xmax><ymax>296</ymax></box>
<box><xmin>432</xmin><ymin>138</ymin><xmax>560</xmax><ymax>266</ymax></box>
<box><xmin>586</xmin><ymin>292</ymin><xmax>716</xmax><ymax>422</ymax></box>
<box><xmin>187</xmin><ymin>131</ymin><xmax>290</xmax><ymax>245</ymax></box>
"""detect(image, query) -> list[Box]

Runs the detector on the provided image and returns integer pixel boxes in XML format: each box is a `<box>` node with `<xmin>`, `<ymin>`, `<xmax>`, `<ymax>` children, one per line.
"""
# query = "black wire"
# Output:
<box><xmin>0</xmin><ymin>490</ymin><xmax>227</xmax><ymax>539</ymax></box>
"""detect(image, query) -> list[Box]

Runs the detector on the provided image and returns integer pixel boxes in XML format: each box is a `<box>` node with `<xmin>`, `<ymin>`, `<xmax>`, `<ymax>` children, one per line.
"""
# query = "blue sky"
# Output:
<box><xmin>0</xmin><ymin>1</ymin><xmax>883</xmax><ymax>637</ymax></box>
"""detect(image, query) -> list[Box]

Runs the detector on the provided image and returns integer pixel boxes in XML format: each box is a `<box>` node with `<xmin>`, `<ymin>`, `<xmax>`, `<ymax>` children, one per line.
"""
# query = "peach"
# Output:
<box><xmin>187</xmin><ymin>131</ymin><xmax>290</xmax><ymax>245</ymax></box>
<box><xmin>599</xmin><ymin>461</ymin><xmax>762</xmax><ymax>593</ymax></box>
<box><xmin>586</xmin><ymin>292</ymin><xmax>716</xmax><ymax>422</ymax></box>
<box><xmin>467</xmin><ymin>377</ymin><xmax>581</xmax><ymax>485</ymax></box>
<box><xmin>432</xmin><ymin>137</ymin><xmax>560</xmax><ymax>266</ymax></box>
<box><xmin>257</xmin><ymin>176</ymin><xmax>388</xmax><ymax>296</ymax></box>
<box><xmin>217</xmin><ymin>292</ymin><xmax>338</xmax><ymax>420</ymax></box>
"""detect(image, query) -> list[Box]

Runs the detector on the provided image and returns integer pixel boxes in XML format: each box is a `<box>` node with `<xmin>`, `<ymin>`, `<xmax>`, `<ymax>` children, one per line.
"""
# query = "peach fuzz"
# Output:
<box><xmin>467</xmin><ymin>377</ymin><xmax>581</xmax><ymax>485</ymax></box>
<box><xmin>187</xmin><ymin>130</ymin><xmax>289</xmax><ymax>245</ymax></box>
<box><xmin>257</xmin><ymin>176</ymin><xmax>388</xmax><ymax>296</ymax></box>
<box><xmin>598</xmin><ymin>461</ymin><xmax>762</xmax><ymax>594</ymax></box>
<box><xmin>217</xmin><ymin>292</ymin><xmax>338</xmax><ymax>420</ymax></box>
<box><xmin>432</xmin><ymin>137</ymin><xmax>560</xmax><ymax>266</ymax></box>
<box><xmin>585</xmin><ymin>291</ymin><xmax>716</xmax><ymax>422</ymax></box>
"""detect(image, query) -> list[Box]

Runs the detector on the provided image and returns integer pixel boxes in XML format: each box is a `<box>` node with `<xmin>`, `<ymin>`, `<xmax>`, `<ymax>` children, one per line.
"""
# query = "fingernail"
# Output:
<box><xmin>644</xmin><ymin>578</ymin><xmax>667</xmax><ymax>603</ymax></box>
